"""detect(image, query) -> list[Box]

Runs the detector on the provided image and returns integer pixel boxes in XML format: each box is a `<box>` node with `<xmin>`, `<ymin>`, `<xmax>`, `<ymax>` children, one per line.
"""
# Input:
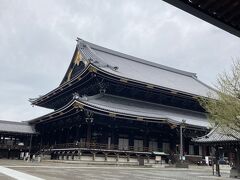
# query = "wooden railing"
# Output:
<box><xmin>0</xmin><ymin>144</ymin><xmax>29</xmax><ymax>150</ymax></box>
<box><xmin>42</xmin><ymin>142</ymin><xmax>160</xmax><ymax>153</ymax></box>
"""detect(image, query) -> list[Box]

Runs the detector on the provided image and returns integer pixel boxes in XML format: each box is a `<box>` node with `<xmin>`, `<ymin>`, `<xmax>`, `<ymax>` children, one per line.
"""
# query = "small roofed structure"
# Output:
<box><xmin>194</xmin><ymin>126</ymin><xmax>240</xmax><ymax>178</ymax></box>
<box><xmin>0</xmin><ymin>120</ymin><xmax>35</xmax><ymax>134</ymax></box>
<box><xmin>0</xmin><ymin>120</ymin><xmax>36</xmax><ymax>159</ymax></box>
<box><xmin>195</xmin><ymin>126</ymin><xmax>240</xmax><ymax>145</ymax></box>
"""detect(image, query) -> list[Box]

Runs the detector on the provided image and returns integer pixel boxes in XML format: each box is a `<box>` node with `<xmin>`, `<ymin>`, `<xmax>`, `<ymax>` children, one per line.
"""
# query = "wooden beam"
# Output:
<box><xmin>162</xmin><ymin>0</ymin><xmax>240</xmax><ymax>38</ymax></box>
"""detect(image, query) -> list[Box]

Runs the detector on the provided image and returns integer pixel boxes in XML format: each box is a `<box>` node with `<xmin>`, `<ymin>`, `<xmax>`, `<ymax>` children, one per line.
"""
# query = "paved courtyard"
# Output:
<box><xmin>0</xmin><ymin>160</ymin><xmax>233</xmax><ymax>180</ymax></box>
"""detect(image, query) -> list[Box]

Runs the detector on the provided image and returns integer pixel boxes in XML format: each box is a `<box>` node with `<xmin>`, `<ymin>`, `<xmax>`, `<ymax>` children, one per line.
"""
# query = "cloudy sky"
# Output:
<box><xmin>0</xmin><ymin>0</ymin><xmax>240</xmax><ymax>122</ymax></box>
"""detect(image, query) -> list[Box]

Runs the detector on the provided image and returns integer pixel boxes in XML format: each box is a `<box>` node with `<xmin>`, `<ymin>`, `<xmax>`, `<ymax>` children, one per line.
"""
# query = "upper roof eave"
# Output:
<box><xmin>30</xmin><ymin>62</ymin><xmax>216</xmax><ymax>108</ymax></box>
<box><xmin>29</xmin><ymin>63</ymin><xmax>92</xmax><ymax>107</ymax></box>
<box><xmin>31</xmin><ymin>39</ymin><xmax>218</xmax><ymax>106</ymax></box>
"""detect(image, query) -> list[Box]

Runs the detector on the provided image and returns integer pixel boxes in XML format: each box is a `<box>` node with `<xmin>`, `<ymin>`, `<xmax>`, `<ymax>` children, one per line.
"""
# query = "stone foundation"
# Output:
<box><xmin>49</xmin><ymin>154</ymin><xmax>163</xmax><ymax>165</ymax></box>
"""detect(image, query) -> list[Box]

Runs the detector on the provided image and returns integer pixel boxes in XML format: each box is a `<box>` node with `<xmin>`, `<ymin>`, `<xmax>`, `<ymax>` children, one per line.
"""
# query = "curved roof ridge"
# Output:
<box><xmin>193</xmin><ymin>78</ymin><xmax>218</xmax><ymax>95</ymax></box>
<box><xmin>78</xmin><ymin>39</ymin><xmax>197</xmax><ymax>78</ymax></box>
<box><xmin>204</xmin><ymin>126</ymin><xmax>217</xmax><ymax>137</ymax></box>
<box><xmin>193</xmin><ymin>127</ymin><xmax>215</xmax><ymax>141</ymax></box>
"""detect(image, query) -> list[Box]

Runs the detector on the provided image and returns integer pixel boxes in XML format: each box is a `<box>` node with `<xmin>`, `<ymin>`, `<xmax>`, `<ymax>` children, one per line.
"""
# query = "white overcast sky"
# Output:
<box><xmin>0</xmin><ymin>0</ymin><xmax>240</xmax><ymax>122</ymax></box>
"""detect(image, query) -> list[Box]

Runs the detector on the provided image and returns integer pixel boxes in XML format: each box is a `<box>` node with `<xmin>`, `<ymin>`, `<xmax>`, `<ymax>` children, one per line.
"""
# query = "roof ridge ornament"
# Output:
<box><xmin>73</xmin><ymin>92</ymin><xmax>80</xmax><ymax>100</ymax></box>
<box><xmin>81</xmin><ymin>94</ymin><xmax>88</xmax><ymax>101</ymax></box>
<box><xmin>77</xmin><ymin>39</ymin><xmax>119</xmax><ymax>72</ymax></box>
<box><xmin>76</xmin><ymin>38</ymin><xmax>86</xmax><ymax>49</ymax></box>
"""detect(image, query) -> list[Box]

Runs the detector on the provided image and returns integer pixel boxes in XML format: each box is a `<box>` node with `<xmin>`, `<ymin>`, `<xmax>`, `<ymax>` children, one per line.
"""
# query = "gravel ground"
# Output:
<box><xmin>0</xmin><ymin>159</ymin><xmax>233</xmax><ymax>180</ymax></box>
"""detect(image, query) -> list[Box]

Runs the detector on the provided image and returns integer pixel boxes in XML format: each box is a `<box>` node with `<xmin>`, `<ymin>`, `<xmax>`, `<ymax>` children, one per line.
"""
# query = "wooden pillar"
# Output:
<box><xmin>127</xmin><ymin>154</ymin><xmax>130</xmax><ymax>162</ymax></box>
<box><xmin>91</xmin><ymin>151</ymin><xmax>96</xmax><ymax>161</ymax></box>
<box><xmin>202</xmin><ymin>145</ymin><xmax>206</xmax><ymax>158</ymax></box>
<box><xmin>236</xmin><ymin>147</ymin><xmax>240</xmax><ymax>168</ymax></box>
<box><xmin>111</xmin><ymin>122</ymin><xmax>116</xmax><ymax>149</ymax></box>
<box><xmin>66</xmin><ymin>128</ymin><xmax>70</xmax><ymax>143</ymax></box>
<box><xmin>58</xmin><ymin>129</ymin><xmax>62</xmax><ymax>144</ymax></box>
<box><xmin>101</xmin><ymin>125</ymin><xmax>107</xmax><ymax>145</ymax></box>
<box><xmin>103</xmin><ymin>152</ymin><xmax>108</xmax><ymax>161</ymax></box>
<box><xmin>211</xmin><ymin>146</ymin><xmax>215</xmax><ymax>175</ymax></box>
<box><xmin>78</xmin><ymin>150</ymin><xmax>81</xmax><ymax>160</ymax></box>
<box><xmin>86</xmin><ymin>122</ymin><xmax>92</xmax><ymax>146</ymax></box>
<box><xmin>8</xmin><ymin>149</ymin><xmax>10</xmax><ymax>159</ymax></box>
<box><xmin>55</xmin><ymin>130</ymin><xmax>59</xmax><ymax>144</ymax></box>
<box><xmin>76</xmin><ymin>125</ymin><xmax>80</xmax><ymax>142</ymax></box>
<box><xmin>85</xmin><ymin>111</ymin><xmax>93</xmax><ymax>148</ymax></box>
<box><xmin>143</xmin><ymin>123</ymin><xmax>149</xmax><ymax>150</ymax></box>
<box><xmin>116</xmin><ymin>153</ymin><xmax>119</xmax><ymax>162</ymax></box>
<box><xmin>53</xmin><ymin>130</ymin><xmax>56</xmax><ymax>145</ymax></box>
<box><xmin>129</xmin><ymin>130</ymin><xmax>134</xmax><ymax>150</ymax></box>
<box><xmin>40</xmin><ymin>127</ymin><xmax>43</xmax><ymax>148</ymax></box>
<box><xmin>184</xmin><ymin>138</ymin><xmax>189</xmax><ymax>156</ymax></box>
<box><xmin>215</xmin><ymin>146</ymin><xmax>221</xmax><ymax>177</ymax></box>
<box><xmin>29</xmin><ymin>134</ymin><xmax>33</xmax><ymax>158</ymax></box>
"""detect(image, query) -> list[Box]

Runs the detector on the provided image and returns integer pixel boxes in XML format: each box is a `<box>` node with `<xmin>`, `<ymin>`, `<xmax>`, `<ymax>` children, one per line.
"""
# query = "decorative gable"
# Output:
<box><xmin>61</xmin><ymin>48</ymin><xmax>89</xmax><ymax>85</ymax></box>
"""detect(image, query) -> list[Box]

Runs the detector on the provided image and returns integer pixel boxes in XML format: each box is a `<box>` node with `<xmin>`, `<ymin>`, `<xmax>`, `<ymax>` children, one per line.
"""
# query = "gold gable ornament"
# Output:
<box><xmin>88</xmin><ymin>66</ymin><xmax>97</xmax><ymax>73</ymax></box>
<box><xmin>109</xmin><ymin>112</ymin><xmax>116</xmax><ymax>117</ymax></box>
<box><xmin>67</xmin><ymin>69</ymin><xmax>73</xmax><ymax>82</ymax></box>
<box><xmin>120</xmin><ymin>78</ymin><xmax>128</xmax><ymax>83</ymax></box>
<box><xmin>74</xmin><ymin>51</ymin><xmax>82</xmax><ymax>66</ymax></box>
<box><xmin>73</xmin><ymin>103</ymin><xmax>84</xmax><ymax>109</ymax></box>
<box><xmin>146</xmin><ymin>84</ymin><xmax>154</xmax><ymax>89</ymax></box>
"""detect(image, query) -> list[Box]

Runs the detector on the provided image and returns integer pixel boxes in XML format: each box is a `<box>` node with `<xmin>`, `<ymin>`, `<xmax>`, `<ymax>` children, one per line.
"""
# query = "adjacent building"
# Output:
<box><xmin>0</xmin><ymin>120</ymin><xmax>35</xmax><ymax>159</ymax></box>
<box><xmin>195</xmin><ymin>126</ymin><xmax>240</xmax><ymax>177</ymax></box>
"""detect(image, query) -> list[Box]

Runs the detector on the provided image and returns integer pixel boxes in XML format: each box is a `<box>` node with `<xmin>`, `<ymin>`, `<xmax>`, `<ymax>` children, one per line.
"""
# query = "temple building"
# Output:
<box><xmin>0</xmin><ymin>39</ymin><xmax>216</xmax><ymax>163</ymax></box>
<box><xmin>25</xmin><ymin>38</ymin><xmax>215</xmax><ymax>163</ymax></box>
<box><xmin>0</xmin><ymin>120</ymin><xmax>35</xmax><ymax>159</ymax></box>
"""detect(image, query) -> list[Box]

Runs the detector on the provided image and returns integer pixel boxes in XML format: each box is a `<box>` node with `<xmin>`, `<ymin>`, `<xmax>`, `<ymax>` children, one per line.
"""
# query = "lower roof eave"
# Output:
<box><xmin>81</xmin><ymin>104</ymin><xmax>208</xmax><ymax>130</ymax></box>
<box><xmin>0</xmin><ymin>131</ymin><xmax>37</xmax><ymax>135</ymax></box>
<box><xmin>29</xmin><ymin>95</ymin><xmax>209</xmax><ymax>131</ymax></box>
<box><xmin>194</xmin><ymin>140</ymin><xmax>240</xmax><ymax>146</ymax></box>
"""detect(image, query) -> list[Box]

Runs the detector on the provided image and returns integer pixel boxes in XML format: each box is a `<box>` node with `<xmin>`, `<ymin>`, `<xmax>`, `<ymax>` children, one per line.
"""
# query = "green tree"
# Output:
<box><xmin>199</xmin><ymin>59</ymin><xmax>240</xmax><ymax>137</ymax></box>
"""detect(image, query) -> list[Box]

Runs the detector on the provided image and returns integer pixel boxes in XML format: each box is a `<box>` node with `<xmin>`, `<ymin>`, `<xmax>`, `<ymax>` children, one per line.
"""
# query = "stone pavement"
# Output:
<box><xmin>0</xmin><ymin>160</ymin><xmax>233</xmax><ymax>180</ymax></box>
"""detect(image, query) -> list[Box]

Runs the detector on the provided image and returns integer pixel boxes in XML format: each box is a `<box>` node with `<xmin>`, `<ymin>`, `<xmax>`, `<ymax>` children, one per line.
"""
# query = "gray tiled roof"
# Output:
<box><xmin>194</xmin><ymin>126</ymin><xmax>240</xmax><ymax>143</ymax></box>
<box><xmin>29</xmin><ymin>93</ymin><xmax>210</xmax><ymax>128</ymax></box>
<box><xmin>80</xmin><ymin>94</ymin><xmax>210</xmax><ymax>128</ymax></box>
<box><xmin>0</xmin><ymin>120</ymin><xmax>35</xmax><ymax>134</ymax></box>
<box><xmin>78</xmin><ymin>39</ymin><xmax>216</xmax><ymax>97</ymax></box>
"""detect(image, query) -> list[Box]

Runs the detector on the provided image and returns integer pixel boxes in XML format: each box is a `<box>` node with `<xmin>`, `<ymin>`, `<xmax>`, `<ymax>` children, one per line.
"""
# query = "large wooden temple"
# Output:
<box><xmin>0</xmin><ymin>39</ymin><xmax>216</xmax><ymax>163</ymax></box>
